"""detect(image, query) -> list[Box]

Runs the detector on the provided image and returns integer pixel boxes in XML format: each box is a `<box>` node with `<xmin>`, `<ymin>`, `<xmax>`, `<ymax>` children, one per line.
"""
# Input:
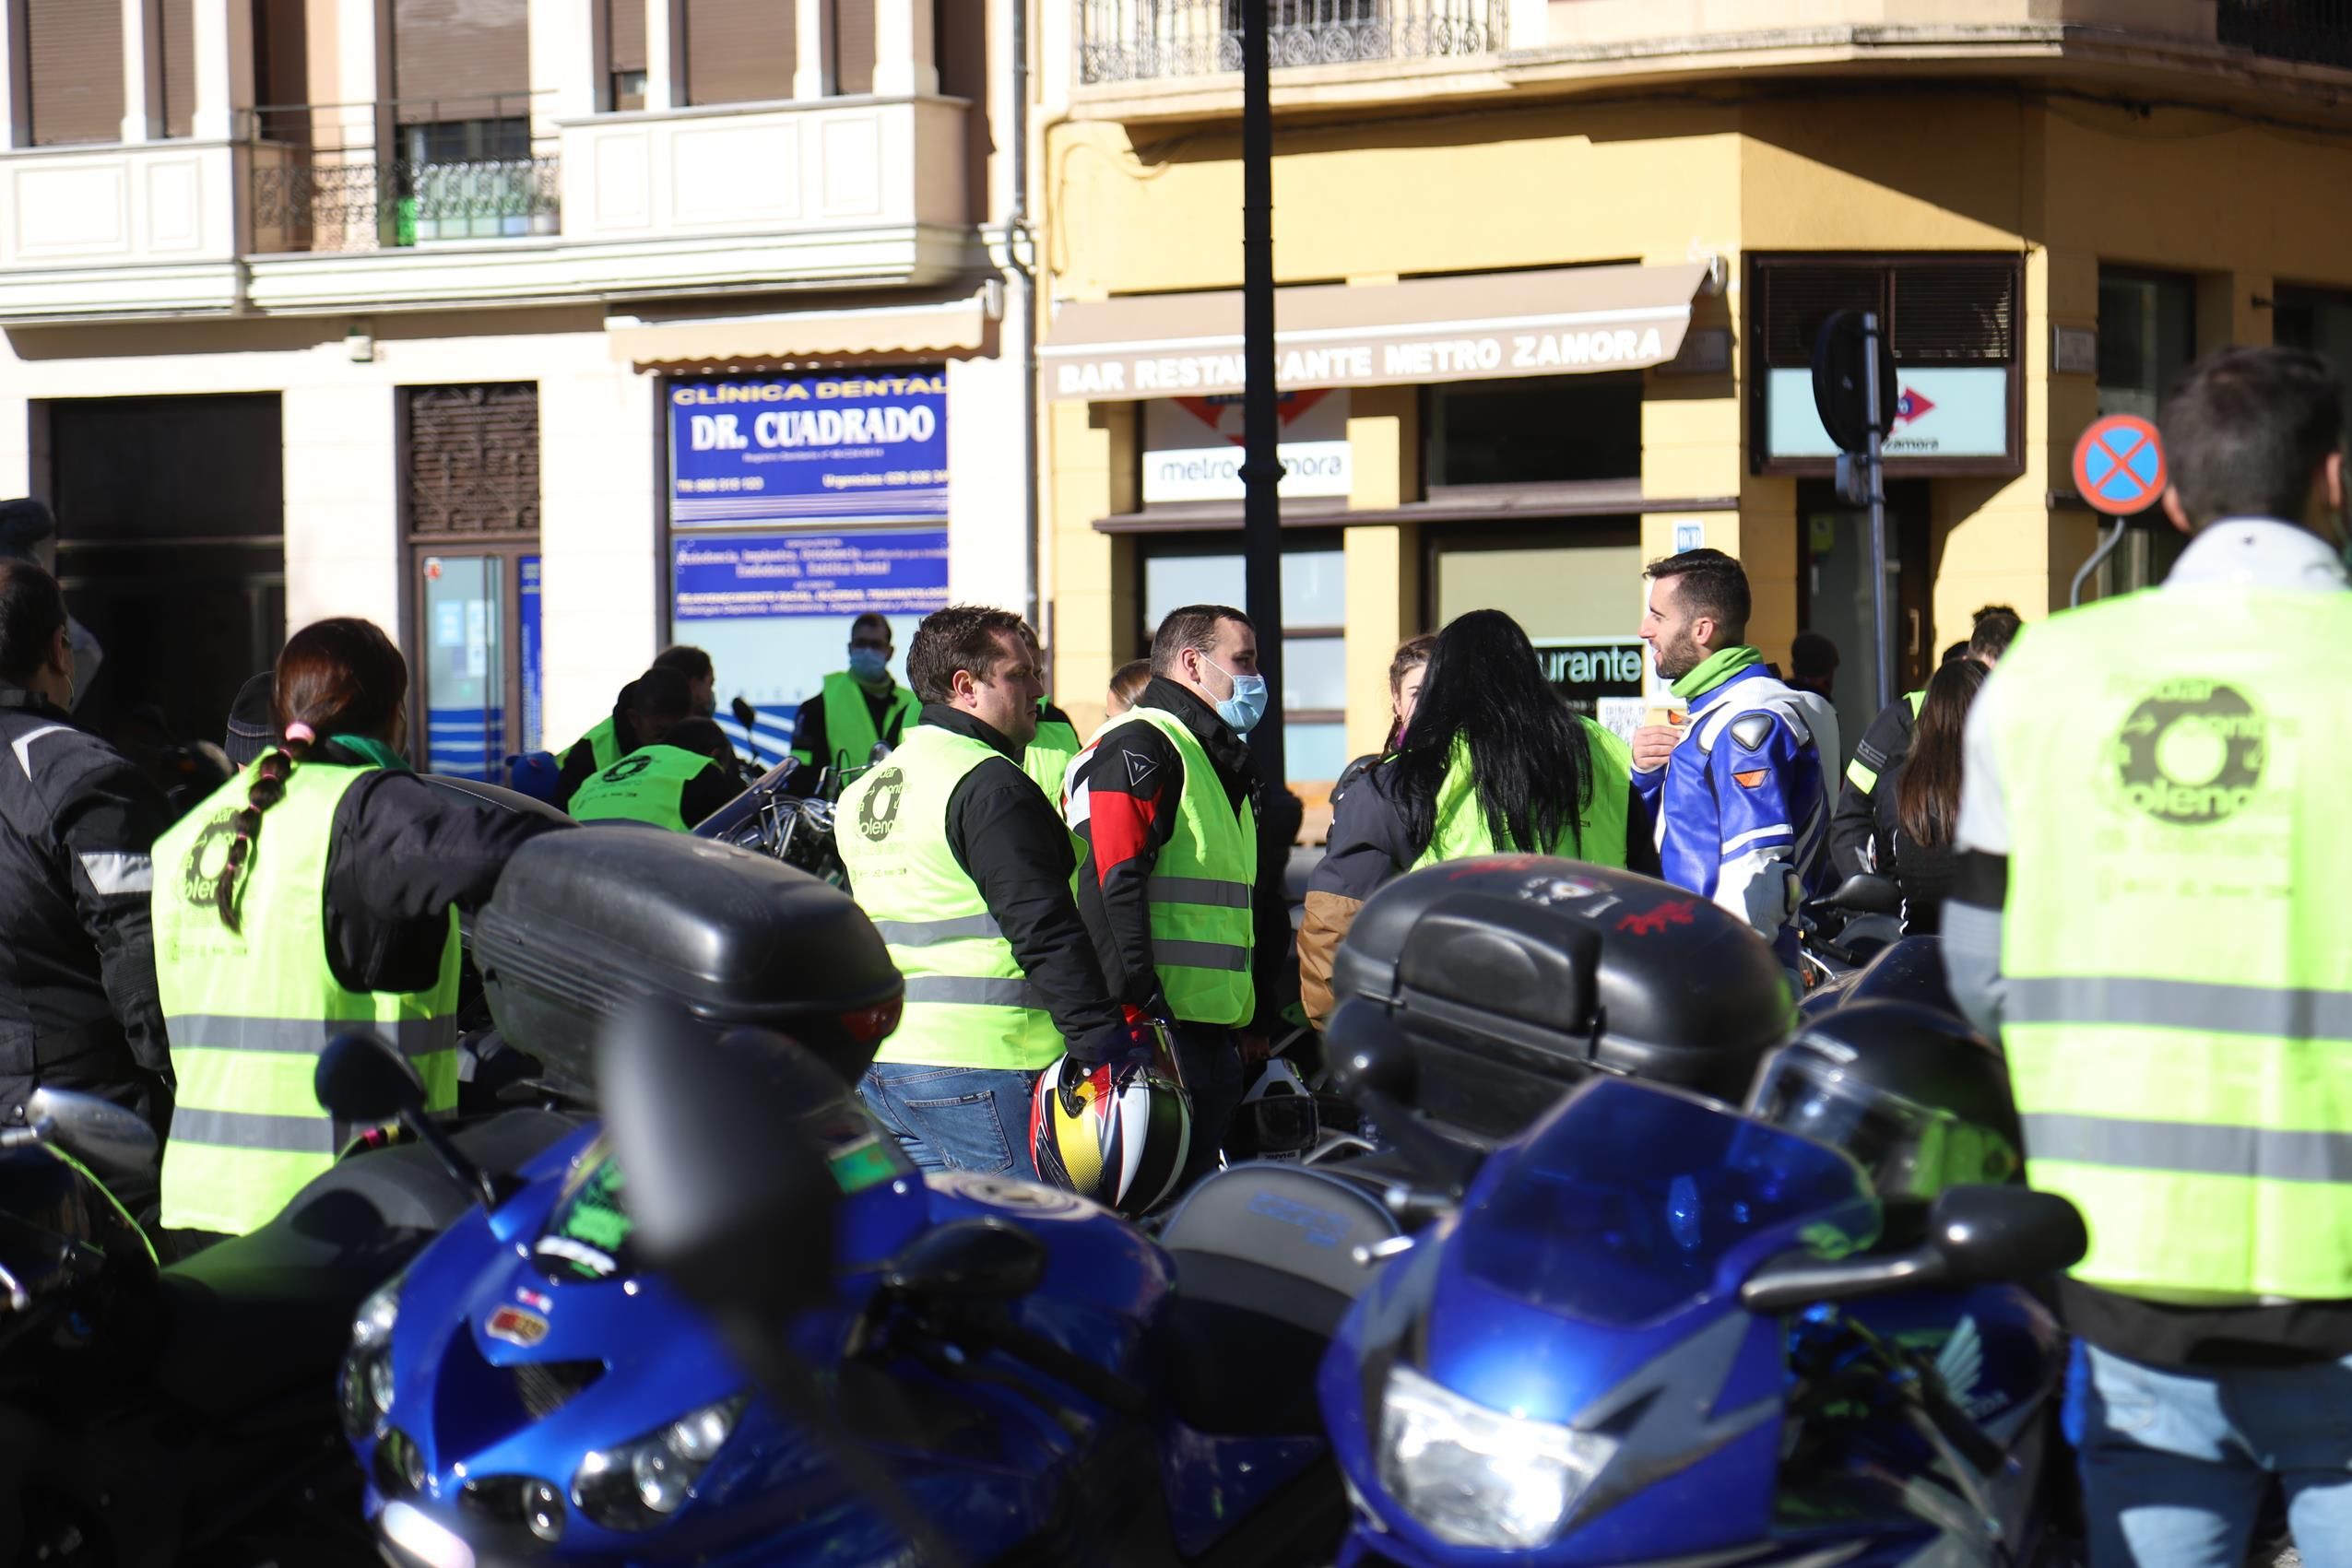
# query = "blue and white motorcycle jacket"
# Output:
<box><xmin>1633</xmin><ymin>648</ymin><xmax>1838</xmax><ymax>972</ymax></box>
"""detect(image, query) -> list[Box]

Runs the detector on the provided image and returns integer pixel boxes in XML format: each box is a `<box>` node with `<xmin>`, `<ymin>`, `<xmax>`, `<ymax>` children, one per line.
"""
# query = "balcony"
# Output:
<box><xmin>0</xmin><ymin>92</ymin><xmax>974</xmax><ymax>323</ymax></box>
<box><xmin>1078</xmin><ymin>0</ymin><xmax>1507</xmax><ymax>83</ymax></box>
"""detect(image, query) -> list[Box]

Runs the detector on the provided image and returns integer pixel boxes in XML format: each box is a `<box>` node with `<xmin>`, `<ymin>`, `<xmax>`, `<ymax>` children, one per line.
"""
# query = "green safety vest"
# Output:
<box><xmin>1990</xmin><ymin>585</ymin><xmax>2352</xmax><ymax>1301</ymax></box>
<box><xmin>1408</xmin><ymin>721</ymin><xmax>1634</xmax><ymax>870</ymax></box>
<box><xmin>792</xmin><ymin>672</ymin><xmax>919</xmax><ymax>771</ymax></box>
<box><xmin>152</xmin><ymin>761</ymin><xmax>460</xmax><ymax>1235</ymax></box>
<box><xmin>573</xmin><ymin>714</ymin><xmax>622</xmax><ymax>772</ymax></box>
<box><xmin>1091</xmin><ymin>705</ymin><xmax>1257</xmax><ymax>1026</ymax></box>
<box><xmin>568</xmin><ymin>743</ymin><xmax>716</xmax><ymax>831</ymax></box>
<box><xmin>1843</xmin><ymin>688</ymin><xmax>1928</xmax><ymax>795</ymax></box>
<box><xmin>1024</xmin><ymin>707</ymin><xmax>1083</xmax><ymax>805</ymax></box>
<box><xmin>837</xmin><ymin>725</ymin><xmax>1064</xmax><ymax>1070</ymax></box>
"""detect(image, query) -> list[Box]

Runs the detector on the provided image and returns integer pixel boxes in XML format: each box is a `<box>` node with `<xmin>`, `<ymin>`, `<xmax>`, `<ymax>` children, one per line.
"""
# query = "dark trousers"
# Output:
<box><xmin>1167</xmin><ymin>1022</ymin><xmax>1246</xmax><ymax>1194</ymax></box>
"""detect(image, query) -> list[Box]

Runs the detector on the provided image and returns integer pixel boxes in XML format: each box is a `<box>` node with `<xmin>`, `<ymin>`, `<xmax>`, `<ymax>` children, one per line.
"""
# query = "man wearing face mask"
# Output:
<box><xmin>836</xmin><ymin>607</ymin><xmax>1123</xmax><ymax>1177</ymax></box>
<box><xmin>790</xmin><ymin>613</ymin><xmax>921</xmax><ymax>787</ymax></box>
<box><xmin>1065</xmin><ymin>603</ymin><xmax>1264</xmax><ymax>1186</ymax></box>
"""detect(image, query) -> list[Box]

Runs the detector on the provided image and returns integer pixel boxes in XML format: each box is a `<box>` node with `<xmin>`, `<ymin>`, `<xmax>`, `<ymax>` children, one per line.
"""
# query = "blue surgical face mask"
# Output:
<box><xmin>847</xmin><ymin>647</ymin><xmax>889</xmax><ymax>683</ymax></box>
<box><xmin>1204</xmin><ymin>655</ymin><xmax>1268</xmax><ymax>736</ymax></box>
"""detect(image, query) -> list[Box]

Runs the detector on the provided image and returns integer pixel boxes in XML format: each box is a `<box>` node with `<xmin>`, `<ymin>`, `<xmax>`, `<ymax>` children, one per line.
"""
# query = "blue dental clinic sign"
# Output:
<box><xmin>668</xmin><ymin>372</ymin><xmax>951</xmax><ymax>768</ymax></box>
<box><xmin>669</xmin><ymin>371</ymin><xmax>948</xmax><ymax>523</ymax></box>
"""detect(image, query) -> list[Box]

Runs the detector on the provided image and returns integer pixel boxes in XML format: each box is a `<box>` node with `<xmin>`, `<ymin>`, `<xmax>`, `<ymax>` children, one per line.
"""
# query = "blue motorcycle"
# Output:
<box><xmin>1313</xmin><ymin>1012</ymin><xmax>2085</xmax><ymax>1568</ymax></box>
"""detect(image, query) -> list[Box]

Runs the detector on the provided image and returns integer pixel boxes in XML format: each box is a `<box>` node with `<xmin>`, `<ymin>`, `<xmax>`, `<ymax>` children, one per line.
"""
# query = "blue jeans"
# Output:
<box><xmin>2070</xmin><ymin>1339</ymin><xmax>2352</xmax><ymax>1568</ymax></box>
<box><xmin>858</xmin><ymin>1064</ymin><xmax>1039</xmax><ymax>1179</ymax></box>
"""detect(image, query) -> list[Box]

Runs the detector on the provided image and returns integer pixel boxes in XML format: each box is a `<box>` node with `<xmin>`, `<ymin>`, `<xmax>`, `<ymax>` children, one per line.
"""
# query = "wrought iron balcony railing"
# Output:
<box><xmin>1078</xmin><ymin>0</ymin><xmax>1506</xmax><ymax>86</ymax></box>
<box><xmin>252</xmin><ymin>154</ymin><xmax>561</xmax><ymax>253</ymax></box>
<box><xmin>2217</xmin><ymin>0</ymin><xmax>2352</xmax><ymax>70</ymax></box>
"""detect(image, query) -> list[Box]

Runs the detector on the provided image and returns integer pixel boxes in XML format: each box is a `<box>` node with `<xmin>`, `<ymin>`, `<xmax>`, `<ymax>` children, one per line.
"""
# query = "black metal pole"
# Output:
<box><xmin>1239</xmin><ymin>0</ymin><xmax>1284</xmax><ymax>789</ymax></box>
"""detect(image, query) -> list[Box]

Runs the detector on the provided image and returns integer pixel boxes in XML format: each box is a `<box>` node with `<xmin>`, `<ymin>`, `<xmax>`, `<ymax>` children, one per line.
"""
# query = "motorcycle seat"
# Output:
<box><xmin>1156</xmin><ymin>1162</ymin><xmax>1403</xmax><ymax>1436</ymax></box>
<box><xmin>153</xmin><ymin>1110</ymin><xmax>577</xmax><ymax>1416</ymax></box>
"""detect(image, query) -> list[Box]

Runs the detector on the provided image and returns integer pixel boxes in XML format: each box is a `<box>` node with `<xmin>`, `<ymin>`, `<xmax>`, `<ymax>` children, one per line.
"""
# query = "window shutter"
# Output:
<box><xmin>609</xmin><ymin>0</ymin><xmax>646</xmax><ymax>73</ymax></box>
<box><xmin>684</xmin><ymin>0</ymin><xmax>796</xmax><ymax>106</ymax></box>
<box><xmin>405</xmin><ymin>384</ymin><xmax>542</xmax><ymax>536</ymax></box>
<box><xmin>27</xmin><ymin>0</ymin><xmax>126</xmax><ymax>147</ymax></box>
<box><xmin>836</xmin><ymin>0</ymin><xmax>875</xmax><ymax>94</ymax></box>
<box><xmin>392</xmin><ymin>0</ymin><xmax>531</xmax><ymax>124</ymax></box>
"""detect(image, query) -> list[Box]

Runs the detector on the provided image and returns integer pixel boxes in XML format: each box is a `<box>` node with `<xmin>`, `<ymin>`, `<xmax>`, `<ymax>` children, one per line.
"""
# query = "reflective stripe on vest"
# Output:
<box><xmin>152</xmin><ymin>761</ymin><xmax>460</xmax><ymax>1235</ymax></box>
<box><xmin>1024</xmin><ymin>713</ymin><xmax>1083</xmax><ymax>806</ymax></box>
<box><xmin>567</xmin><ymin>743</ymin><xmax>715</xmax><ymax>831</ymax></box>
<box><xmin>836</xmin><ymin>725</ymin><xmax>1064</xmax><ymax>1070</ymax></box>
<box><xmin>793</xmin><ymin>672</ymin><xmax>918</xmax><ymax>770</ymax></box>
<box><xmin>1843</xmin><ymin>690</ymin><xmax>1927</xmax><ymax>795</ymax></box>
<box><xmin>1092</xmin><ymin>706</ymin><xmax>1257</xmax><ymax>1026</ymax></box>
<box><xmin>1407</xmin><ymin>721</ymin><xmax>1634</xmax><ymax>871</ymax></box>
<box><xmin>1991</xmin><ymin>584</ymin><xmax>2352</xmax><ymax>1301</ymax></box>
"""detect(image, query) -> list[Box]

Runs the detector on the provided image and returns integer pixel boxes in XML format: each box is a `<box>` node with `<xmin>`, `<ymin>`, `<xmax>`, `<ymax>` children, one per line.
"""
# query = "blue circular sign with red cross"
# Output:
<box><xmin>2073</xmin><ymin>414</ymin><xmax>2169</xmax><ymax>517</ymax></box>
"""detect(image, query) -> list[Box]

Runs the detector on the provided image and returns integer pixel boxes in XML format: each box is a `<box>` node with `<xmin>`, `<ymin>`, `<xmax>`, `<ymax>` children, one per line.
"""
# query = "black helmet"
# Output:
<box><xmin>1746</xmin><ymin>1001</ymin><xmax>2022</xmax><ymax>1200</ymax></box>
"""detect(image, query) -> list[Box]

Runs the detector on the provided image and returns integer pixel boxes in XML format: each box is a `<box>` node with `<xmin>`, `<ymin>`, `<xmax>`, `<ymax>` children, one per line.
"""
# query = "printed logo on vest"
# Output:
<box><xmin>182</xmin><ymin>810</ymin><xmax>241</xmax><ymax>906</ymax></box>
<box><xmin>857</xmin><ymin>767</ymin><xmax>906</xmax><ymax>842</ymax></box>
<box><xmin>2111</xmin><ymin>679</ymin><xmax>2265</xmax><ymax>825</ymax></box>
<box><xmin>601</xmin><ymin>755</ymin><xmax>655</xmax><ymax>784</ymax></box>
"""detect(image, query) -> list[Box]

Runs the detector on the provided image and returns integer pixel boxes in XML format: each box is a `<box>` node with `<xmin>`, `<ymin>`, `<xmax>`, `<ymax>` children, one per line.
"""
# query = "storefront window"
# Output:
<box><xmin>1427</xmin><ymin>522</ymin><xmax>1647</xmax><ymax>739</ymax></box>
<box><xmin>2097</xmin><ymin>270</ymin><xmax>2194</xmax><ymax>420</ymax></box>
<box><xmin>1141</xmin><ymin>537</ymin><xmax>1348</xmax><ymax>781</ymax></box>
<box><xmin>1426</xmin><ymin>374</ymin><xmax>1641</xmax><ymax>487</ymax></box>
<box><xmin>2274</xmin><ymin>285</ymin><xmax>2352</xmax><ymax>397</ymax></box>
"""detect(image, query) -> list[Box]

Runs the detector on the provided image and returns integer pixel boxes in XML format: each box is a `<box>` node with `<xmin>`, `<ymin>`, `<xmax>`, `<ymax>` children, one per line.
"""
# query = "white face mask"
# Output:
<box><xmin>1202</xmin><ymin>654</ymin><xmax>1268</xmax><ymax>735</ymax></box>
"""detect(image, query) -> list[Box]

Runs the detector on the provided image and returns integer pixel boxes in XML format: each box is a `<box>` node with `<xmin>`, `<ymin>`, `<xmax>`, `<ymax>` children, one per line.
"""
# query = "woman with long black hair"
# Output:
<box><xmin>1297</xmin><ymin>609</ymin><xmax>1655</xmax><ymax>1025</ymax></box>
<box><xmin>1884</xmin><ymin>656</ymin><xmax>1986</xmax><ymax>935</ymax></box>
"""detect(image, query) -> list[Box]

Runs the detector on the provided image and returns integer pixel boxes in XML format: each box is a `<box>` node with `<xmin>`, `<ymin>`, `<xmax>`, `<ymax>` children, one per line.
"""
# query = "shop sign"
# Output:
<box><xmin>668</xmin><ymin>372</ymin><xmax>947</xmax><ymax>525</ymax></box>
<box><xmin>1536</xmin><ymin>637</ymin><xmax>1649</xmax><ymax>745</ymax></box>
<box><xmin>1141</xmin><ymin>391</ymin><xmax>1351</xmax><ymax>503</ymax></box>
<box><xmin>1765</xmin><ymin>367</ymin><xmax>2010</xmax><ymax>463</ymax></box>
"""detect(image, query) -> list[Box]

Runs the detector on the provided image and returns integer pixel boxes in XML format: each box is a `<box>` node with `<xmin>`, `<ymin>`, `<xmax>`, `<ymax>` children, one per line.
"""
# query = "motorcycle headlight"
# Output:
<box><xmin>571</xmin><ymin>1396</ymin><xmax>745</xmax><ymax>1531</ymax></box>
<box><xmin>1377</xmin><ymin>1363</ymin><xmax>1617</xmax><ymax>1549</ymax></box>
<box><xmin>339</xmin><ymin>1277</ymin><xmax>403</xmax><ymax>1439</ymax></box>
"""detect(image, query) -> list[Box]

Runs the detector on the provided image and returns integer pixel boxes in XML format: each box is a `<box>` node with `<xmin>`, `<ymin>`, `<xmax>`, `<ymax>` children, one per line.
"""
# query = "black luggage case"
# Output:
<box><xmin>1329</xmin><ymin>856</ymin><xmax>1793</xmax><ymax>1142</ymax></box>
<box><xmin>474</xmin><ymin>831</ymin><xmax>901</xmax><ymax>1096</ymax></box>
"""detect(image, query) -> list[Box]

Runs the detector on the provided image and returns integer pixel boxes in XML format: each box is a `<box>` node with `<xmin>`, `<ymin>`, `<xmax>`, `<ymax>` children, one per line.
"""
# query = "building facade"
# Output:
<box><xmin>1034</xmin><ymin>0</ymin><xmax>2352</xmax><ymax>806</ymax></box>
<box><xmin>0</xmin><ymin>0</ymin><xmax>1033</xmax><ymax>775</ymax></box>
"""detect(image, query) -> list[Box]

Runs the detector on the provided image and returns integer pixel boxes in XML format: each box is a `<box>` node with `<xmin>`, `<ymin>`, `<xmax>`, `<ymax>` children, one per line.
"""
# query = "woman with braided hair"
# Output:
<box><xmin>148</xmin><ymin>618</ymin><xmax>570</xmax><ymax>1244</ymax></box>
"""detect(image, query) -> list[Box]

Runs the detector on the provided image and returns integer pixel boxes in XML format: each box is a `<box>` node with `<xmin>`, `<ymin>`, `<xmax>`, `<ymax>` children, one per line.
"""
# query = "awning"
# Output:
<box><xmin>609</xmin><ymin>288</ymin><xmax>996</xmax><ymax>373</ymax></box>
<box><xmin>1040</xmin><ymin>262</ymin><xmax>1712</xmax><ymax>402</ymax></box>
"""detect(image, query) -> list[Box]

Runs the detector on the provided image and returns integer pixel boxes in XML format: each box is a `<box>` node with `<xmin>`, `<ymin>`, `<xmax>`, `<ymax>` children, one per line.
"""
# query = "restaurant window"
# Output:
<box><xmin>1426</xmin><ymin>374</ymin><xmax>1641</xmax><ymax>488</ymax></box>
<box><xmin>2088</xmin><ymin>269</ymin><xmax>2195</xmax><ymax>597</ymax></box>
<box><xmin>1427</xmin><ymin>521</ymin><xmax>1647</xmax><ymax>738</ymax></box>
<box><xmin>1141</xmin><ymin>534</ymin><xmax>1348</xmax><ymax>782</ymax></box>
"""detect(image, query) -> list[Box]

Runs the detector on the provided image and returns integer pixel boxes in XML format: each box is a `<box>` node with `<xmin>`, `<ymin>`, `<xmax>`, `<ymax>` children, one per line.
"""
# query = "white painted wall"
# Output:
<box><xmin>945</xmin><ymin>291</ymin><xmax>1031</xmax><ymax>623</ymax></box>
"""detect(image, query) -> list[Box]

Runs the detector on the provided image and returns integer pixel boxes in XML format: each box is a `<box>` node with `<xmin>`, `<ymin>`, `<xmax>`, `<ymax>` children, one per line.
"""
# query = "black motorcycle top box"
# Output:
<box><xmin>474</xmin><ymin>831</ymin><xmax>901</xmax><ymax>1096</ymax></box>
<box><xmin>1329</xmin><ymin>856</ymin><xmax>1794</xmax><ymax>1143</ymax></box>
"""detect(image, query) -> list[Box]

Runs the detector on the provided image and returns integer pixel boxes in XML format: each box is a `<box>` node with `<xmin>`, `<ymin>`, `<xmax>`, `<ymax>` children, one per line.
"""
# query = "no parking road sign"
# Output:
<box><xmin>2073</xmin><ymin>414</ymin><xmax>2168</xmax><ymax>516</ymax></box>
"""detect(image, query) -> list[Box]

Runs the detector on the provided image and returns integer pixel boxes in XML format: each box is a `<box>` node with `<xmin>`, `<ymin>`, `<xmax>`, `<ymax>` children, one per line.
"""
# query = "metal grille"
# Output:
<box><xmin>1078</xmin><ymin>0</ymin><xmax>1505</xmax><ymax>84</ymax></box>
<box><xmin>2218</xmin><ymin>0</ymin><xmax>2352</xmax><ymax>70</ymax></box>
<box><xmin>511</xmin><ymin>1359</ymin><xmax>606</xmax><ymax>1421</ymax></box>
<box><xmin>251</xmin><ymin>152</ymin><xmax>560</xmax><ymax>253</ymax></box>
<box><xmin>405</xmin><ymin>385</ymin><xmax>541</xmax><ymax>536</ymax></box>
<box><xmin>1757</xmin><ymin>260</ymin><xmax>2016</xmax><ymax>368</ymax></box>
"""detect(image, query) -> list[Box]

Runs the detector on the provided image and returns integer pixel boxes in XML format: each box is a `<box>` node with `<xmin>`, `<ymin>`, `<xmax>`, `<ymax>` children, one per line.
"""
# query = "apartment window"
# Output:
<box><xmin>402</xmin><ymin>118</ymin><xmax>530</xmax><ymax>164</ymax></box>
<box><xmin>25</xmin><ymin>0</ymin><xmax>125</xmax><ymax>146</ymax></box>
<box><xmin>2097</xmin><ymin>270</ymin><xmax>2195</xmax><ymax>421</ymax></box>
<box><xmin>1427</xmin><ymin>374</ymin><xmax>1640</xmax><ymax>487</ymax></box>
<box><xmin>612</xmin><ymin>70</ymin><xmax>648</xmax><ymax>111</ymax></box>
<box><xmin>685</xmin><ymin>0</ymin><xmax>797</xmax><ymax>106</ymax></box>
<box><xmin>608</xmin><ymin>0</ymin><xmax>647</xmax><ymax>107</ymax></box>
<box><xmin>1141</xmin><ymin>535</ymin><xmax>1349</xmax><ymax>782</ymax></box>
<box><xmin>391</xmin><ymin>0</ymin><xmax>529</xmax><ymax>123</ymax></box>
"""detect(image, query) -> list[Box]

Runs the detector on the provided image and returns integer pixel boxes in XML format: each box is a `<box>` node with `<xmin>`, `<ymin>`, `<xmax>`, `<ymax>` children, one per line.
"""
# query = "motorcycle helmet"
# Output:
<box><xmin>1030</xmin><ymin>1055</ymin><xmax>1192</xmax><ymax>1218</ymax></box>
<box><xmin>1225</xmin><ymin>1058</ymin><xmax>1319</xmax><ymax>1163</ymax></box>
<box><xmin>1745</xmin><ymin>1001</ymin><xmax>2022</xmax><ymax>1200</ymax></box>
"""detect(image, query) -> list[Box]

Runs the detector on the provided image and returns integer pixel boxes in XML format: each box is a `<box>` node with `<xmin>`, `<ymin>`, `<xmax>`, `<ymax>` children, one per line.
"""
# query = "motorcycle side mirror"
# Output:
<box><xmin>883</xmin><ymin>1218</ymin><xmax>1046</xmax><ymax>1301</ymax></box>
<box><xmin>869</xmin><ymin>740</ymin><xmax>893</xmax><ymax>764</ymax></box>
<box><xmin>731</xmin><ymin>696</ymin><xmax>759</xmax><ymax>730</ymax></box>
<box><xmin>22</xmin><ymin>1088</ymin><xmax>158</xmax><ymax>1173</ymax></box>
<box><xmin>314</xmin><ymin>1031</ymin><xmax>501</xmax><ymax>1210</ymax></box>
<box><xmin>1741</xmin><ymin>1185</ymin><xmax>2087</xmax><ymax>1314</ymax></box>
<box><xmin>597</xmin><ymin>1000</ymin><xmax>841</xmax><ymax>1324</ymax></box>
<box><xmin>1827</xmin><ymin>873</ymin><xmax>1901</xmax><ymax>917</ymax></box>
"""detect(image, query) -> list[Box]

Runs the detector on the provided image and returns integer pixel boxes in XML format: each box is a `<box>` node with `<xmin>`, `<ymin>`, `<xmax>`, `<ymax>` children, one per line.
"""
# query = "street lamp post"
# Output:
<box><xmin>1239</xmin><ymin>0</ymin><xmax>1285</xmax><ymax>789</ymax></box>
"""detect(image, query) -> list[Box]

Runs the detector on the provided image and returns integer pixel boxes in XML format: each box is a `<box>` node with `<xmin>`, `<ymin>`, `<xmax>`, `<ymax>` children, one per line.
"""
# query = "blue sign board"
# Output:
<box><xmin>518</xmin><ymin>553</ymin><xmax>543</xmax><ymax>752</ymax></box>
<box><xmin>668</xmin><ymin>371</ymin><xmax>949</xmax><ymax>525</ymax></box>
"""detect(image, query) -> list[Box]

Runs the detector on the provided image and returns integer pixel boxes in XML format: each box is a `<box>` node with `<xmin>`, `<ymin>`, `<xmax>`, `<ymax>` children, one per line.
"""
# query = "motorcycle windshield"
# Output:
<box><xmin>1459</xmin><ymin>1079</ymin><xmax>1876</xmax><ymax>1327</ymax></box>
<box><xmin>691</xmin><ymin>759</ymin><xmax>797</xmax><ymax>844</ymax></box>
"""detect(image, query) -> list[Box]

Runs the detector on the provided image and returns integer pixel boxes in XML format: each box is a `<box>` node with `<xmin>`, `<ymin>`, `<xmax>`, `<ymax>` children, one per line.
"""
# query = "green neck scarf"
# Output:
<box><xmin>1669</xmin><ymin>645</ymin><xmax>1764</xmax><ymax>702</ymax></box>
<box><xmin>329</xmin><ymin>733</ymin><xmax>412</xmax><ymax>772</ymax></box>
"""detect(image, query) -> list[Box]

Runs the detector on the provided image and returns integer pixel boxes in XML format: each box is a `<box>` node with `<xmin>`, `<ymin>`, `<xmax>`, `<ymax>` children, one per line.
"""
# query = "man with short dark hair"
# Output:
<box><xmin>1827</xmin><ymin>603</ymin><xmax>2019</xmax><ymax>882</ymax></box>
<box><xmin>0</xmin><ymin>560</ymin><xmax>173</xmax><ymax>1221</ymax></box>
<box><xmin>1946</xmin><ymin>346</ymin><xmax>2352</xmax><ymax>1568</ymax></box>
<box><xmin>789</xmin><ymin>612</ymin><xmax>920</xmax><ymax>786</ymax></box>
<box><xmin>1065</xmin><ymin>603</ymin><xmax>1265</xmax><ymax>1185</ymax></box>
<box><xmin>835</xmin><ymin>606</ymin><xmax>1122</xmax><ymax>1176</ymax></box>
<box><xmin>567</xmin><ymin>677</ymin><xmax>741</xmax><ymax>831</ymax></box>
<box><xmin>550</xmin><ymin>645</ymin><xmax>722</xmax><ymax>810</ymax></box>
<box><xmin>1634</xmin><ymin>549</ymin><xmax>1836</xmax><ymax>974</ymax></box>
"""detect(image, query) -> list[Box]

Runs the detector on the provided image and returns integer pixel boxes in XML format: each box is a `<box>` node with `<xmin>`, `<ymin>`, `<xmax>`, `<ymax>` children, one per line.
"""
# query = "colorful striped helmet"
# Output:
<box><xmin>1029</xmin><ymin>1055</ymin><xmax>1192</xmax><ymax>1218</ymax></box>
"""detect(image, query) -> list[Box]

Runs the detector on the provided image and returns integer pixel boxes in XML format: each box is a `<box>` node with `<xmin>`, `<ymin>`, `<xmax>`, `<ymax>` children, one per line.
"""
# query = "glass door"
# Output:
<box><xmin>418</xmin><ymin>552</ymin><xmax>506</xmax><ymax>779</ymax></box>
